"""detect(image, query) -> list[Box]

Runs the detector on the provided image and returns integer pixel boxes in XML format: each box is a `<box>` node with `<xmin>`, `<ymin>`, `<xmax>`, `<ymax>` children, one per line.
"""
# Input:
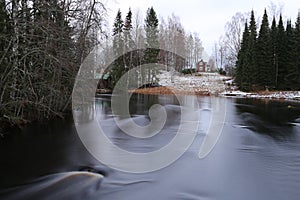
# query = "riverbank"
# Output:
<box><xmin>129</xmin><ymin>71</ymin><xmax>300</xmax><ymax>101</ymax></box>
<box><xmin>222</xmin><ymin>90</ymin><xmax>300</xmax><ymax>101</ymax></box>
<box><xmin>129</xmin><ymin>71</ymin><xmax>226</xmax><ymax>96</ymax></box>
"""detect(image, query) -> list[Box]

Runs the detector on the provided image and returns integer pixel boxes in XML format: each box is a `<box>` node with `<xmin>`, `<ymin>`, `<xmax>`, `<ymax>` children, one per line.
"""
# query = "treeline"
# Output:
<box><xmin>235</xmin><ymin>10</ymin><xmax>300</xmax><ymax>91</ymax></box>
<box><xmin>0</xmin><ymin>0</ymin><xmax>106</xmax><ymax>126</ymax></box>
<box><xmin>108</xmin><ymin>7</ymin><xmax>161</xmax><ymax>89</ymax></box>
<box><xmin>106</xmin><ymin>8</ymin><xmax>205</xmax><ymax>89</ymax></box>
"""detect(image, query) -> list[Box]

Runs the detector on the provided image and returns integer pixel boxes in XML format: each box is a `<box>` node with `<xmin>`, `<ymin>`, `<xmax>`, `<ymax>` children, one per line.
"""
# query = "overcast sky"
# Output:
<box><xmin>106</xmin><ymin>0</ymin><xmax>299</xmax><ymax>57</ymax></box>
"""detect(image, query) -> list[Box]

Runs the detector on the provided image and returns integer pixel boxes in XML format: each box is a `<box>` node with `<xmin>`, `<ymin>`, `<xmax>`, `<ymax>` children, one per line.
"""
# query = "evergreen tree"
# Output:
<box><xmin>124</xmin><ymin>8</ymin><xmax>133</xmax><ymax>32</ymax></box>
<box><xmin>111</xmin><ymin>9</ymin><xmax>125</xmax><ymax>88</ymax></box>
<box><xmin>276</xmin><ymin>15</ymin><xmax>287</xmax><ymax>89</ymax></box>
<box><xmin>113</xmin><ymin>9</ymin><xmax>124</xmax><ymax>36</ymax></box>
<box><xmin>144</xmin><ymin>7</ymin><xmax>159</xmax><ymax>83</ymax></box>
<box><xmin>248</xmin><ymin>10</ymin><xmax>257</xmax><ymax>86</ymax></box>
<box><xmin>256</xmin><ymin>9</ymin><xmax>273</xmax><ymax>88</ymax></box>
<box><xmin>144</xmin><ymin>7</ymin><xmax>159</xmax><ymax>62</ymax></box>
<box><xmin>112</xmin><ymin>9</ymin><xmax>124</xmax><ymax>60</ymax></box>
<box><xmin>235</xmin><ymin>21</ymin><xmax>251</xmax><ymax>91</ymax></box>
<box><xmin>235</xmin><ymin>9</ymin><xmax>300</xmax><ymax>91</ymax></box>
<box><xmin>123</xmin><ymin>8</ymin><xmax>137</xmax><ymax>88</ymax></box>
<box><xmin>270</xmin><ymin>16</ymin><xmax>278</xmax><ymax>88</ymax></box>
<box><xmin>295</xmin><ymin>11</ymin><xmax>300</xmax><ymax>89</ymax></box>
<box><xmin>285</xmin><ymin>20</ymin><xmax>298</xmax><ymax>89</ymax></box>
<box><xmin>249</xmin><ymin>10</ymin><xmax>258</xmax><ymax>40</ymax></box>
<box><xmin>123</xmin><ymin>8</ymin><xmax>134</xmax><ymax>67</ymax></box>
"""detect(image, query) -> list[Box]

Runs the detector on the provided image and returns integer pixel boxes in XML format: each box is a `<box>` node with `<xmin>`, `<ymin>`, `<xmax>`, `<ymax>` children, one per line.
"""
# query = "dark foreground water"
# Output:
<box><xmin>1</xmin><ymin>94</ymin><xmax>300</xmax><ymax>200</ymax></box>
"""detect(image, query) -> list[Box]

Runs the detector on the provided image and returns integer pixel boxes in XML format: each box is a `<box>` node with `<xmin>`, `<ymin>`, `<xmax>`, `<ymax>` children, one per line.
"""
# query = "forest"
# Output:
<box><xmin>0</xmin><ymin>0</ymin><xmax>106</xmax><ymax>127</ymax></box>
<box><xmin>106</xmin><ymin>7</ymin><xmax>207</xmax><ymax>89</ymax></box>
<box><xmin>0</xmin><ymin>1</ymin><xmax>206</xmax><ymax>128</ymax></box>
<box><xmin>235</xmin><ymin>9</ymin><xmax>300</xmax><ymax>91</ymax></box>
<box><xmin>2</xmin><ymin>1</ymin><xmax>299</xmax><ymax>129</ymax></box>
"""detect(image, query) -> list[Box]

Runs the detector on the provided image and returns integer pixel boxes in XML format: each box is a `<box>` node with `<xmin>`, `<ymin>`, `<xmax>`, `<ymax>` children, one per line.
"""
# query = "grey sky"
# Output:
<box><xmin>107</xmin><ymin>0</ymin><xmax>299</xmax><ymax>56</ymax></box>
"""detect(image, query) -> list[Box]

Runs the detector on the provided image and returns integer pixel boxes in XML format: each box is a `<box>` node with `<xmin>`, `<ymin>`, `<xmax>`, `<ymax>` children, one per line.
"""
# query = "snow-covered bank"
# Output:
<box><xmin>158</xmin><ymin>71</ymin><xmax>227</xmax><ymax>95</ymax></box>
<box><xmin>221</xmin><ymin>90</ymin><xmax>300</xmax><ymax>101</ymax></box>
<box><xmin>131</xmin><ymin>71</ymin><xmax>300</xmax><ymax>101</ymax></box>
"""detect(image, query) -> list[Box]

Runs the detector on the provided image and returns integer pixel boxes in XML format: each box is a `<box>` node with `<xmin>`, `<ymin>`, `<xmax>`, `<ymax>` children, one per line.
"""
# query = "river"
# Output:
<box><xmin>1</xmin><ymin>94</ymin><xmax>300</xmax><ymax>200</ymax></box>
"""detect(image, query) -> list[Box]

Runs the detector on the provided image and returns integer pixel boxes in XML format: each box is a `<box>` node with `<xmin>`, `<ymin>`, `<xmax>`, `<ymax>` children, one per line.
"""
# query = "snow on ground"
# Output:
<box><xmin>221</xmin><ymin>88</ymin><xmax>300</xmax><ymax>100</ymax></box>
<box><xmin>157</xmin><ymin>70</ymin><xmax>300</xmax><ymax>101</ymax></box>
<box><xmin>158</xmin><ymin>71</ymin><xmax>227</xmax><ymax>95</ymax></box>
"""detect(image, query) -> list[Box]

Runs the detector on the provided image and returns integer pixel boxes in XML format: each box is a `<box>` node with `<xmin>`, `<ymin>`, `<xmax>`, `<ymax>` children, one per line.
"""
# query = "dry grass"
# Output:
<box><xmin>128</xmin><ymin>86</ymin><xmax>210</xmax><ymax>96</ymax></box>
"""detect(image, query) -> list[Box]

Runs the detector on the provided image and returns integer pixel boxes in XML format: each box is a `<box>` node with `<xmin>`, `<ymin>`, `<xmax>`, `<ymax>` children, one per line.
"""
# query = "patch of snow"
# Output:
<box><xmin>157</xmin><ymin>71</ymin><xmax>300</xmax><ymax>101</ymax></box>
<box><xmin>158</xmin><ymin>71</ymin><xmax>226</xmax><ymax>94</ymax></box>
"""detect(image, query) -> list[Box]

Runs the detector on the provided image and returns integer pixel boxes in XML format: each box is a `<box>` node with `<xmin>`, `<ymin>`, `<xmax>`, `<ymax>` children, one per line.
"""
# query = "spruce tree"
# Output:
<box><xmin>248</xmin><ymin>10</ymin><xmax>257</xmax><ymax>86</ymax></box>
<box><xmin>113</xmin><ymin>9</ymin><xmax>124</xmax><ymax>36</ymax></box>
<box><xmin>111</xmin><ymin>9</ymin><xmax>125</xmax><ymax>88</ymax></box>
<box><xmin>144</xmin><ymin>7</ymin><xmax>159</xmax><ymax>62</ymax></box>
<box><xmin>123</xmin><ymin>8</ymin><xmax>134</xmax><ymax>67</ymax></box>
<box><xmin>123</xmin><ymin>8</ymin><xmax>137</xmax><ymax>88</ymax></box>
<box><xmin>112</xmin><ymin>9</ymin><xmax>124</xmax><ymax>60</ymax></box>
<box><xmin>295</xmin><ymin>11</ymin><xmax>300</xmax><ymax>89</ymax></box>
<box><xmin>270</xmin><ymin>17</ymin><xmax>278</xmax><ymax>88</ymax></box>
<box><xmin>285</xmin><ymin>20</ymin><xmax>297</xmax><ymax>89</ymax></box>
<box><xmin>124</xmin><ymin>8</ymin><xmax>133</xmax><ymax>32</ymax></box>
<box><xmin>235</xmin><ymin>22</ymin><xmax>250</xmax><ymax>91</ymax></box>
<box><xmin>276</xmin><ymin>15</ymin><xmax>287</xmax><ymax>89</ymax></box>
<box><xmin>144</xmin><ymin>7</ymin><xmax>159</xmax><ymax>83</ymax></box>
<box><xmin>256</xmin><ymin>9</ymin><xmax>273</xmax><ymax>88</ymax></box>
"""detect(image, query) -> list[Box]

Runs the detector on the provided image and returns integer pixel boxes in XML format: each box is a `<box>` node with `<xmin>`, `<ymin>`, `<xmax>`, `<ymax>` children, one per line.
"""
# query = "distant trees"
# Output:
<box><xmin>159</xmin><ymin>14</ymin><xmax>188</xmax><ymax>71</ymax></box>
<box><xmin>235</xmin><ymin>9</ymin><xmax>300</xmax><ymax>91</ymax></box>
<box><xmin>0</xmin><ymin>0</ymin><xmax>107</xmax><ymax>126</ymax></box>
<box><xmin>144</xmin><ymin>7</ymin><xmax>159</xmax><ymax>83</ymax></box>
<box><xmin>144</xmin><ymin>7</ymin><xmax>159</xmax><ymax>64</ymax></box>
<box><xmin>158</xmin><ymin>14</ymin><xmax>204</xmax><ymax>75</ymax></box>
<box><xmin>109</xmin><ymin>7</ymin><xmax>161</xmax><ymax>88</ymax></box>
<box><xmin>109</xmin><ymin>7</ymin><xmax>205</xmax><ymax>88</ymax></box>
<box><xmin>214</xmin><ymin>12</ymin><xmax>247</xmax><ymax>75</ymax></box>
<box><xmin>224</xmin><ymin>12</ymin><xmax>247</xmax><ymax>69</ymax></box>
<box><xmin>111</xmin><ymin>9</ymin><xmax>125</xmax><ymax>87</ymax></box>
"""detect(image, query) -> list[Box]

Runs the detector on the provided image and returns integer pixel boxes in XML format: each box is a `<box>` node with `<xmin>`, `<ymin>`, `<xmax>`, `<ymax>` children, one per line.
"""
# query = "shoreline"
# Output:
<box><xmin>128</xmin><ymin>86</ymin><xmax>210</xmax><ymax>96</ymax></box>
<box><xmin>128</xmin><ymin>86</ymin><xmax>300</xmax><ymax>102</ymax></box>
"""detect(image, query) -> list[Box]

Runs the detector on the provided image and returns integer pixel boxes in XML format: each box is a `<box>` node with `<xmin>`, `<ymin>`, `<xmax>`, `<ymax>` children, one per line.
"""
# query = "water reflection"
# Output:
<box><xmin>235</xmin><ymin>98</ymin><xmax>300</xmax><ymax>140</ymax></box>
<box><xmin>1</xmin><ymin>95</ymin><xmax>300</xmax><ymax>200</ymax></box>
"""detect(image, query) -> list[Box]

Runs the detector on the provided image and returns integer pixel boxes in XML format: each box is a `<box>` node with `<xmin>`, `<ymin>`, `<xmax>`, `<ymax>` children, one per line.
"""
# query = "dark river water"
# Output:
<box><xmin>1</xmin><ymin>94</ymin><xmax>300</xmax><ymax>200</ymax></box>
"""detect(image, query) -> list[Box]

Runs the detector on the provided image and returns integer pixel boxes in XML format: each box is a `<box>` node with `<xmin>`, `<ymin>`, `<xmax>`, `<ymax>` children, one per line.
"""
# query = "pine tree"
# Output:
<box><xmin>144</xmin><ymin>7</ymin><xmax>159</xmax><ymax>83</ymax></box>
<box><xmin>256</xmin><ymin>9</ymin><xmax>273</xmax><ymax>88</ymax></box>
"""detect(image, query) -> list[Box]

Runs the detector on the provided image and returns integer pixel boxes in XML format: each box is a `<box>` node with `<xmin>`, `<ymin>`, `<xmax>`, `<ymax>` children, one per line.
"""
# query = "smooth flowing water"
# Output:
<box><xmin>1</xmin><ymin>94</ymin><xmax>300</xmax><ymax>200</ymax></box>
